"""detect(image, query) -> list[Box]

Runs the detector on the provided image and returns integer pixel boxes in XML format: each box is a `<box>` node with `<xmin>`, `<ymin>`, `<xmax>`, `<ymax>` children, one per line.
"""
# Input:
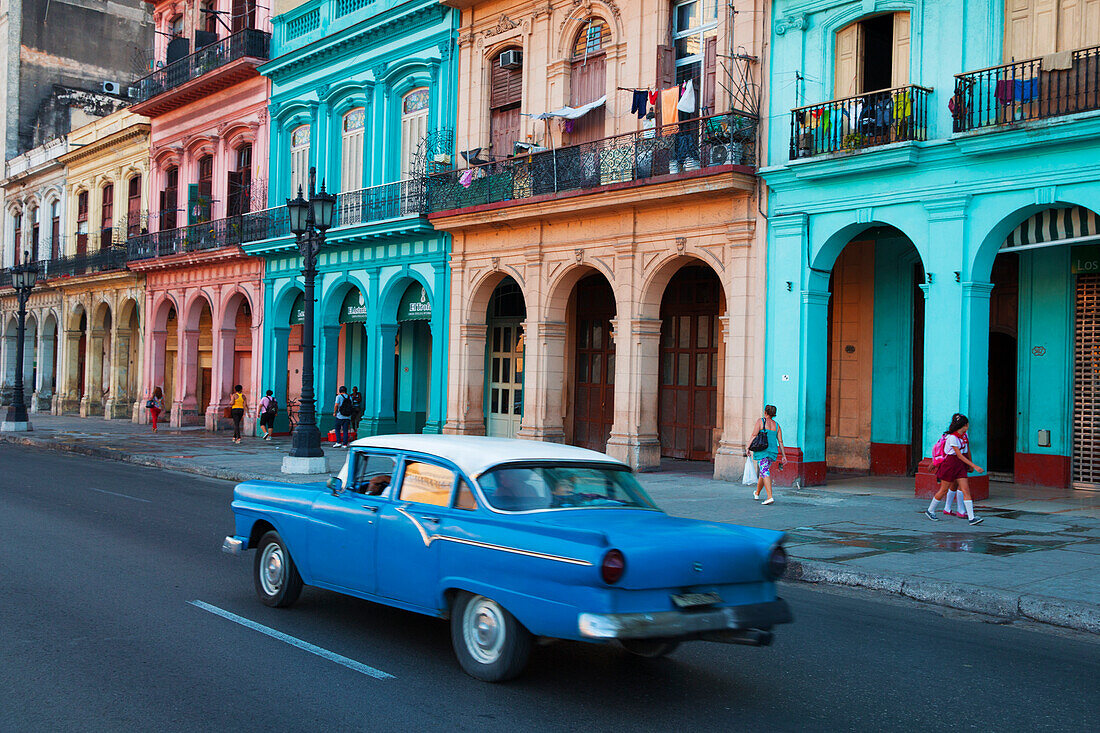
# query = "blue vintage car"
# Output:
<box><xmin>223</xmin><ymin>435</ymin><xmax>792</xmax><ymax>681</ymax></box>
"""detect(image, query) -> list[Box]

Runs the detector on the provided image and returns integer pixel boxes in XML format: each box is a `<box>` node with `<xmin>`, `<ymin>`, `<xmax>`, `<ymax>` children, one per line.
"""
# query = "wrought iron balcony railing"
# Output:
<box><xmin>239</xmin><ymin>207</ymin><xmax>290</xmax><ymax>243</ymax></box>
<box><xmin>953</xmin><ymin>45</ymin><xmax>1100</xmax><ymax>132</ymax></box>
<box><xmin>132</xmin><ymin>29</ymin><xmax>271</xmax><ymax>104</ymax></box>
<box><xmin>789</xmin><ymin>85</ymin><xmax>932</xmax><ymax>159</ymax></box>
<box><xmin>127</xmin><ymin>215</ymin><xmax>251</xmax><ymax>261</ymax></box>
<box><xmin>426</xmin><ymin>111</ymin><xmax>756</xmax><ymax>213</ymax></box>
<box><xmin>41</xmin><ymin>248</ymin><xmax>129</xmax><ymax>279</ymax></box>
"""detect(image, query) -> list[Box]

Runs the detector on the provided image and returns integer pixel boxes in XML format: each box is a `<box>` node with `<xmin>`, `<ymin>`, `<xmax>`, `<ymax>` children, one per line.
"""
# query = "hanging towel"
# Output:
<box><xmin>1041</xmin><ymin>51</ymin><xmax>1073</xmax><ymax>70</ymax></box>
<box><xmin>631</xmin><ymin>89</ymin><xmax>649</xmax><ymax>119</ymax></box>
<box><xmin>894</xmin><ymin>90</ymin><xmax>912</xmax><ymax>119</ymax></box>
<box><xmin>648</xmin><ymin>89</ymin><xmax>659</xmax><ymax>106</ymax></box>
<box><xmin>661</xmin><ymin>86</ymin><xmax>680</xmax><ymax>128</ymax></box>
<box><xmin>1015</xmin><ymin>77</ymin><xmax>1039</xmax><ymax>102</ymax></box>
<box><xmin>677</xmin><ymin>79</ymin><xmax>696</xmax><ymax>114</ymax></box>
<box><xmin>994</xmin><ymin>79</ymin><xmax>1014</xmax><ymax>104</ymax></box>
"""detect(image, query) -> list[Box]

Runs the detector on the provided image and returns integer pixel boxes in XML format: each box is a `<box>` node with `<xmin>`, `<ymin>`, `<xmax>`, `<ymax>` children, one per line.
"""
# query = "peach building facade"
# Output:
<box><xmin>432</xmin><ymin>0</ymin><xmax>769</xmax><ymax>480</ymax></box>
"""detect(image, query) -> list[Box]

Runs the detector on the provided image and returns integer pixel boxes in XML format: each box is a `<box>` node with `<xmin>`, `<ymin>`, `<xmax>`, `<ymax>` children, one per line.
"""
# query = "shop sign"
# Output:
<box><xmin>341</xmin><ymin>289</ymin><xmax>369</xmax><ymax>323</ymax></box>
<box><xmin>290</xmin><ymin>293</ymin><xmax>305</xmax><ymax>325</ymax></box>
<box><xmin>1071</xmin><ymin>244</ymin><xmax>1100</xmax><ymax>274</ymax></box>
<box><xmin>398</xmin><ymin>283</ymin><xmax>432</xmax><ymax>321</ymax></box>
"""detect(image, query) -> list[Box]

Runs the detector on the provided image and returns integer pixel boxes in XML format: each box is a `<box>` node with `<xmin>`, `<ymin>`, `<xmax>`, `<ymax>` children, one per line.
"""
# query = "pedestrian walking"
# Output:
<box><xmin>258</xmin><ymin>390</ymin><xmax>277</xmax><ymax>440</ymax></box>
<box><xmin>926</xmin><ymin>413</ymin><xmax>985</xmax><ymax>525</ymax></box>
<box><xmin>146</xmin><ymin>386</ymin><xmax>164</xmax><ymax>433</ymax></box>
<box><xmin>349</xmin><ymin>386</ymin><xmax>363</xmax><ymax>433</ymax></box>
<box><xmin>744</xmin><ymin>405</ymin><xmax>787</xmax><ymax>505</ymax></box>
<box><xmin>230</xmin><ymin>385</ymin><xmax>248</xmax><ymax>445</ymax></box>
<box><xmin>334</xmin><ymin>386</ymin><xmax>354</xmax><ymax>448</ymax></box>
<box><xmin>940</xmin><ymin>421</ymin><xmax>972</xmax><ymax>518</ymax></box>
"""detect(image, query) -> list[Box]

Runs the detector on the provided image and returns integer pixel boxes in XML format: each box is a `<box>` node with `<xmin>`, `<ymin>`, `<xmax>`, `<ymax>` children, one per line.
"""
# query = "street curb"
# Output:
<box><xmin>787</xmin><ymin>559</ymin><xmax>1100</xmax><ymax>635</ymax></box>
<box><xmin>4</xmin><ymin>432</ymin><xmax>1097</xmax><ymax>635</ymax></box>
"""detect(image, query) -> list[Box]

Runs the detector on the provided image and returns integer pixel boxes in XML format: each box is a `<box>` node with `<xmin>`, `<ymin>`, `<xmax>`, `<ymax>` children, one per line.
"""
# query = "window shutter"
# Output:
<box><xmin>187</xmin><ymin>183</ymin><xmax>199</xmax><ymax>224</ymax></box>
<box><xmin>656</xmin><ymin>44</ymin><xmax>675</xmax><ymax>88</ymax></box>
<box><xmin>1034</xmin><ymin>0</ymin><xmax>1059</xmax><ymax>56</ymax></box>
<box><xmin>891</xmin><ymin>12</ymin><xmax>911</xmax><ymax>87</ymax></box>
<box><xmin>1085</xmin><ymin>0</ymin><xmax>1100</xmax><ymax>48</ymax></box>
<box><xmin>834</xmin><ymin>22</ymin><xmax>863</xmax><ymax>98</ymax></box>
<box><xmin>702</xmin><ymin>36</ymin><xmax>717</xmax><ymax>112</ymax></box>
<box><xmin>490</xmin><ymin>59</ymin><xmax>522</xmax><ymax>109</ymax></box>
<box><xmin>1004</xmin><ymin>0</ymin><xmax>1034</xmax><ymax>61</ymax></box>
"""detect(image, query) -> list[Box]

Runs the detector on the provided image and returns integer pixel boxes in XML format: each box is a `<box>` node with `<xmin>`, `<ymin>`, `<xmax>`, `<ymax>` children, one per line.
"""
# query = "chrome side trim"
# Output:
<box><xmin>394</xmin><ymin>506</ymin><xmax>593</xmax><ymax>567</ymax></box>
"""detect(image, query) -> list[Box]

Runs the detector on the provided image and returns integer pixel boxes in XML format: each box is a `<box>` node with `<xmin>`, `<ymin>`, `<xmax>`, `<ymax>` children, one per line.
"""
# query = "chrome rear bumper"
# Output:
<box><xmin>222</xmin><ymin>536</ymin><xmax>245</xmax><ymax>556</ymax></box>
<box><xmin>578</xmin><ymin>599</ymin><xmax>792</xmax><ymax>641</ymax></box>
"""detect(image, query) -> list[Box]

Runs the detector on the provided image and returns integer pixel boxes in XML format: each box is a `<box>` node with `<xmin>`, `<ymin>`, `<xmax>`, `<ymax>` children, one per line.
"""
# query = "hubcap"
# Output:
<box><xmin>259</xmin><ymin>543</ymin><xmax>285</xmax><ymax>596</ymax></box>
<box><xmin>463</xmin><ymin>596</ymin><xmax>506</xmax><ymax>665</ymax></box>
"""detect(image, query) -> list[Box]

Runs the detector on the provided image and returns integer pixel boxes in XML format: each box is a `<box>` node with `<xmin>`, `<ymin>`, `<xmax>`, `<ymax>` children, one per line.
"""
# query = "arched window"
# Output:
<box><xmin>127</xmin><ymin>175</ymin><xmax>143</xmax><ymax>236</ymax></box>
<box><xmin>228</xmin><ymin>143</ymin><xmax>252</xmax><ymax>216</ymax></box>
<box><xmin>76</xmin><ymin>190</ymin><xmax>89</xmax><ymax>255</ymax></box>
<box><xmin>30</xmin><ymin>206</ymin><xmax>40</xmax><ymax>261</ymax></box>
<box><xmin>12</xmin><ymin>211</ymin><xmax>22</xmax><ymax>263</ymax></box>
<box><xmin>489</xmin><ymin>49</ymin><xmax>522</xmax><ymax>159</ymax></box>
<box><xmin>161</xmin><ymin>165</ymin><xmax>179</xmax><ymax>230</ymax></box>
<box><xmin>49</xmin><ymin>199</ymin><xmax>60</xmax><ymax>259</ymax></box>
<box><xmin>341</xmin><ymin>108</ymin><xmax>365</xmax><ymax>192</ymax></box>
<box><xmin>570</xmin><ymin>19</ymin><xmax>610</xmax><ymax>143</ymax></box>
<box><xmin>290</xmin><ymin>124</ymin><xmax>311</xmax><ymax>197</ymax></box>
<box><xmin>192</xmin><ymin>154</ymin><xmax>213</xmax><ymax>224</ymax></box>
<box><xmin>401</xmin><ymin>89</ymin><xmax>430</xmax><ymax>180</ymax></box>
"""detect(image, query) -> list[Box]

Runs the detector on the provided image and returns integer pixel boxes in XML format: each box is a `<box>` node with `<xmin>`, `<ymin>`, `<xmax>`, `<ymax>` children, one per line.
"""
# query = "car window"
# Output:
<box><xmin>399</xmin><ymin>461</ymin><xmax>456</xmax><ymax>507</ymax></box>
<box><xmin>454</xmin><ymin>479</ymin><xmax>477</xmax><ymax>511</ymax></box>
<box><xmin>479</xmin><ymin>464</ymin><xmax>656</xmax><ymax>512</ymax></box>
<box><xmin>352</xmin><ymin>452</ymin><xmax>397</xmax><ymax>496</ymax></box>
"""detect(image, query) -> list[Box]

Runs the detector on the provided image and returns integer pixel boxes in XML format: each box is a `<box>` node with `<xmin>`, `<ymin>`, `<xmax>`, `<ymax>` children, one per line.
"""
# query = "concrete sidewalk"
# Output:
<box><xmin>4</xmin><ymin>414</ymin><xmax>1098</xmax><ymax>634</ymax></box>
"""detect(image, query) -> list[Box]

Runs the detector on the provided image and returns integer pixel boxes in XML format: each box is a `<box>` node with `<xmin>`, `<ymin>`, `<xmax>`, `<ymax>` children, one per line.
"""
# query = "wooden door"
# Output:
<box><xmin>487</xmin><ymin>321</ymin><xmax>523</xmax><ymax>438</ymax></box>
<box><xmin>199</xmin><ymin>367</ymin><xmax>212</xmax><ymax>414</ymax></box>
<box><xmin>659</xmin><ymin>267</ymin><xmax>721</xmax><ymax>461</ymax></box>
<box><xmin>490</xmin><ymin>107</ymin><xmax>520</xmax><ymax>160</ymax></box>
<box><xmin>572</xmin><ymin>276</ymin><xmax>615</xmax><ymax>452</ymax></box>
<box><xmin>570</xmin><ymin>53</ymin><xmax>606</xmax><ymax>144</ymax></box>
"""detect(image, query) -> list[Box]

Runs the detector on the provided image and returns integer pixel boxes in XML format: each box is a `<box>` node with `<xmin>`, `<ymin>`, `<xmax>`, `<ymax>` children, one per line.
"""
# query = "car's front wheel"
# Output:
<box><xmin>253</xmin><ymin>530</ymin><xmax>303</xmax><ymax>608</ymax></box>
<box><xmin>620</xmin><ymin>639</ymin><xmax>680</xmax><ymax>658</ymax></box>
<box><xmin>450</xmin><ymin>592</ymin><xmax>532</xmax><ymax>682</ymax></box>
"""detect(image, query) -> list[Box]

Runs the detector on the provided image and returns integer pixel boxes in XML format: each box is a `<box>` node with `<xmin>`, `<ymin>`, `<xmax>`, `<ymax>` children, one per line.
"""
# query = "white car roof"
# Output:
<box><xmin>346</xmin><ymin>434</ymin><xmax>627</xmax><ymax>477</ymax></box>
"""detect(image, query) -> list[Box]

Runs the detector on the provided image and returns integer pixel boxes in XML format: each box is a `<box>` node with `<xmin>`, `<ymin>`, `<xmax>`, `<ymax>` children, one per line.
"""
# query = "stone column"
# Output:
<box><xmin>35</xmin><ymin>322</ymin><xmax>56</xmax><ymax>413</ymax></box>
<box><xmin>146</xmin><ymin>327</ymin><xmax>167</xmax><ymax>425</ymax></box>
<box><xmin>443</xmin><ymin>322</ymin><xmax>488</xmax><ymax>435</ymax></box>
<box><xmin>364</xmin><ymin>322</ymin><xmax>398</xmax><ymax>436</ymax></box>
<box><xmin>422</xmin><ymin>262</ymin><xmax>449</xmax><ymax>434</ymax></box>
<box><xmin>516</xmin><ymin>319</ymin><xmax>567</xmax><ymax>443</ymax></box>
<box><xmin>81</xmin><ymin>325</ymin><xmax>105</xmax><ymax>417</ymax></box>
<box><xmin>60</xmin><ymin>327</ymin><xmax>83</xmax><ymax>414</ymax></box>
<box><xmin>174</xmin><ymin>321</ymin><xmax>200</xmax><ymax>427</ymax></box>
<box><xmin>209</xmin><ymin>323</ymin><xmax>236</xmax><ymax>431</ymax></box>
<box><xmin>105</xmin><ymin>319</ymin><xmax>129</xmax><ymax>419</ymax></box>
<box><xmin>606</xmin><ymin>317</ymin><xmax>662</xmax><ymax>470</ymax></box>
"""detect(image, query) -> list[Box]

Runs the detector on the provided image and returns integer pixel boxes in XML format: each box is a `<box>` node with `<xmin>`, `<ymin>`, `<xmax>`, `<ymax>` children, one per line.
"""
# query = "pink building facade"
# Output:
<box><xmin>127</xmin><ymin>0</ymin><xmax>271</xmax><ymax>428</ymax></box>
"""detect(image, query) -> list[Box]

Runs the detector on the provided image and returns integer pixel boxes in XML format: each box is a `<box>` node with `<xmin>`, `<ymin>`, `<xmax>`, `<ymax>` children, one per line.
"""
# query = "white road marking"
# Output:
<box><xmin>86</xmin><ymin>487</ymin><xmax>152</xmax><ymax>503</ymax></box>
<box><xmin>188</xmin><ymin>600</ymin><xmax>395</xmax><ymax>680</ymax></box>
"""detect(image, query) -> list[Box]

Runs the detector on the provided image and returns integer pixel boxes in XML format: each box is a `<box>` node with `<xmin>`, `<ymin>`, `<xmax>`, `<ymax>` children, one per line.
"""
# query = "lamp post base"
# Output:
<box><xmin>1</xmin><ymin>420</ymin><xmax>32</xmax><ymax>432</ymax></box>
<box><xmin>282</xmin><ymin>455</ymin><xmax>329</xmax><ymax>475</ymax></box>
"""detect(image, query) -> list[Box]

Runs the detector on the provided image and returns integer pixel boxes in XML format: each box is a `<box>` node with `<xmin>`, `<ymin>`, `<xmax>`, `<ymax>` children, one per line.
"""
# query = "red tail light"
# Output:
<box><xmin>600</xmin><ymin>549</ymin><xmax>626</xmax><ymax>584</ymax></box>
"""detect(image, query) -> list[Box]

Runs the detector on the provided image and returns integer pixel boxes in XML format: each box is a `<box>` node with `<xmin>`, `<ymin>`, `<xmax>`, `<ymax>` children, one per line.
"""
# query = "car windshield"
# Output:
<box><xmin>477</xmin><ymin>464</ymin><xmax>658</xmax><ymax>512</ymax></box>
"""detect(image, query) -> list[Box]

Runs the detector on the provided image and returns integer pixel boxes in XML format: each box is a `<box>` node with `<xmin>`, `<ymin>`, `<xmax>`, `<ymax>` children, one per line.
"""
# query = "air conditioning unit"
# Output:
<box><xmin>102</xmin><ymin>81</ymin><xmax>122</xmax><ymax>95</ymax></box>
<box><xmin>706</xmin><ymin>142</ymin><xmax>743</xmax><ymax>166</ymax></box>
<box><xmin>499</xmin><ymin>49</ymin><xmax>522</xmax><ymax>69</ymax></box>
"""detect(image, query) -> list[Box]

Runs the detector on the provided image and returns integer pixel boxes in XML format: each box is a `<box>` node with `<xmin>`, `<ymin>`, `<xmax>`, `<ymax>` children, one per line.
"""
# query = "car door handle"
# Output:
<box><xmin>418</xmin><ymin>515</ymin><xmax>440</xmax><ymax>524</ymax></box>
<box><xmin>361</xmin><ymin>504</ymin><xmax>379</xmax><ymax>512</ymax></box>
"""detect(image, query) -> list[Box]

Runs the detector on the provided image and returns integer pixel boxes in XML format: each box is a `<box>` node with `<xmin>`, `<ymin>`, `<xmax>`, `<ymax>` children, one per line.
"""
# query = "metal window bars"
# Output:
<box><xmin>953</xmin><ymin>45</ymin><xmax>1100</xmax><ymax>132</ymax></box>
<box><xmin>425</xmin><ymin>111</ymin><xmax>756</xmax><ymax>213</ymax></box>
<box><xmin>789</xmin><ymin>85</ymin><xmax>932</xmax><ymax>160</ymax></box>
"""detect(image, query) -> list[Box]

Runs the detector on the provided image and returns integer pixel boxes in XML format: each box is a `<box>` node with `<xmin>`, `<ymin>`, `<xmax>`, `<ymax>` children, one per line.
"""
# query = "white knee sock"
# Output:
<box><xmin>964</xmin><ymin>500</ymin><xmax>975</xmax><ymax>520</ymax></box>
<box><xmin>928</xmin><ymin>498</ymin><xmax>941</xmax><ymax>513</ymax></box>
<box><xmin>956</xmin><ymin>492</ymin><xmax>968</xmax><ymax>514</ymax></box>
<box><xmin>945</xmin><ymin>490</ymin><xmax>957</xmax><ymax>512</ymax></box>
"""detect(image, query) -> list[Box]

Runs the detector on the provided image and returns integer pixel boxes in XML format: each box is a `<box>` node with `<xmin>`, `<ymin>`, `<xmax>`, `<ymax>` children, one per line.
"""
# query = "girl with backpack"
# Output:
<box><xmin>743</xmin><ymin>405</ymin><xmax>787</xmax><ymax>505</ymax></box>
<box><xmin>925</xmin><ymin>413</ymin><xmax>985</xmax><ymax>525</ymax></box>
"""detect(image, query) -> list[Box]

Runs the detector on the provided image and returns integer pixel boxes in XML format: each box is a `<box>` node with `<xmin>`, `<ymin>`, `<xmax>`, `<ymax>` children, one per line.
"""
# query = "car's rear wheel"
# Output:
<box><xmin>450</xmin><ymin>592</ymin><xmax>532</xmax><ymax>682</ymax></box>
<box><xmin>253</xmin><ymin>530</ymin><xmax>303</xmax><ymax>608</ymax></box>
<box><xmin>620</xmin><ymin>639</ymin><xmax>680</xmax><ymax>658</ymax></box>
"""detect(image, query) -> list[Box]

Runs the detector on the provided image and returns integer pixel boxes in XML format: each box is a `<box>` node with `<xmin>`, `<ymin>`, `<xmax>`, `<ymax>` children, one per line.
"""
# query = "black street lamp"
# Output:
<box><xmin>282</xmin><ymin>168</ymin><xmax>335</xmax><ymax>473</ymax></box>
<box><xmin>2</xmin><ymin>252</ymin><xmax>39</xmax><ymax>432</ymax></box>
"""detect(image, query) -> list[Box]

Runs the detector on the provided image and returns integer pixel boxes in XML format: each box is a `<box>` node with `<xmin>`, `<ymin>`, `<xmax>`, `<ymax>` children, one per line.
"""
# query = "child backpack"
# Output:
<box><xmin>931</xmin><ymin>434</ymin><xmax>948</xmax><ymax>467</ymax></box>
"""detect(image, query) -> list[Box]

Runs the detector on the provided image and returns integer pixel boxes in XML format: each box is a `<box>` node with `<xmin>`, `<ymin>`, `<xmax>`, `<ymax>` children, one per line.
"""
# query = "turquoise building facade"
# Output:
<box><xmin>761</xmin><ymin>1</ymin><xmax>1100</xmax><ymax>494</ymax></box>
<box><xmin>244</xmin><ymin>0</ymin><xmax>458</xmax><ymax>437</ymax></box>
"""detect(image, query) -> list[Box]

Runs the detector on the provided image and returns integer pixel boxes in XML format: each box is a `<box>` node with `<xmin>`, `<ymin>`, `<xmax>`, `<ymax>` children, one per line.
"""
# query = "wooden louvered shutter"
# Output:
<box><xmin>1034</xmin><ymin>0</ymin><xmax>1060</xmax><ymax>56</ymax></box>
<box><xmin>891</xmin><ymin>12</ymin><xmax>911</xmax><ymax>87</ymax></box>
<box><xmin>834</xmin><ymin>22</ymin><xmax>862</xmax><ymax>97</ymax></box>
<box><xmin>490</xmin><ymin>58</ymin><xmax>522</xmax><ymax>109</ymax></box>
<box><xmin>702</xmin><ymin>36</ymin><xmax>717</xmax><ymax>113</ymax></box>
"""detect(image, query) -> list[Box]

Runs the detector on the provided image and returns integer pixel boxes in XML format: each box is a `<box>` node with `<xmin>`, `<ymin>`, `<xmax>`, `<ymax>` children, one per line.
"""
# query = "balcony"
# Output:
<box><xmin>41</xmin><ymin>248</ymin><xmax>129</xmax><ymax>280</ymax></box>
<box><xmin>426</xmin><ymin>112</ymin><xmax>756</xmax><ymax>215</ymax></box>
<box><xmin>130</xmin><ymin>29</ymin><xmax>271</xmax><ymax>117</ymax></box>
<box><xmin>953</xmin><ymin>45</ymin><xmax>1100</xmax><ymax>133</ymax></box>
<box><xmin>789</xmin><ymin>85</ymin><xmax>932</xmax><ymax>160</ymax></box>
<box><xmin>239</xmin><ymin>179</ymin><xmax>426</xmax><ymax>247</ymax></box>
<box><xmin>128</xmin><ymin>214</ymin><xmax>259</xmax><ymax>261</ymax></box>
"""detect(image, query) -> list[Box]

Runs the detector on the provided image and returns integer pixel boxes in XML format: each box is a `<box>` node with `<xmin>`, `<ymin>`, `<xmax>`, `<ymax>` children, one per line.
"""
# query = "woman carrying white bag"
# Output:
<box><xmin>743</xmin><ymin>405</ymin><xmax>787</xmax><ymax>505</ymax></box>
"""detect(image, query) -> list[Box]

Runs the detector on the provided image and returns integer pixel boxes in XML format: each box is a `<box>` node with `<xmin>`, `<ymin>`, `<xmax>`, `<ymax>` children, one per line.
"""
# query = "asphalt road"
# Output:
<box><xmin>1</xmin><ymin>443</ymin><xmax>1097</xmax><ymax>732</ymax></box>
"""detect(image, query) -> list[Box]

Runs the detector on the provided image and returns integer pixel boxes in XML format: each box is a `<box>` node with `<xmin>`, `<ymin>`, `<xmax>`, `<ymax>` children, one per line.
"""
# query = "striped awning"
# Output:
<box><xmin>1003</xmin><ymin>206</ymin><xmax>1100</xmax><ymax>251</ymax></box>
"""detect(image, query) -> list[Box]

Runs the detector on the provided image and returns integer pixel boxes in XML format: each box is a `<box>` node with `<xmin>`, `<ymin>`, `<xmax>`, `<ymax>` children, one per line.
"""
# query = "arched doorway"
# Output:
<box><xmin>336</xmin><ymin>287</ymin><xmax>369</xmax><ymax>403</ymax></box>
<box><xmin>658</xmin><ymin>265</ymin><xmax>724</xmax><ymax>461</ymax></box>
<box><xmin>87</xmin><ymin>302</ymin><xmax>112</xmax><ymax>416</ymax></box>
<box><xmin>570</xmin><ymin>273</ymin><xmax>616</xmax><ymax>452</ymax></box>
<box><xmin>823</xmin><ymin>227</ymin><xmax>925</xmax><ymax>475</ymax></box>
<box><xmin>38</xmin><ymin>312</ymin><xmax>58</xmax><ymax>412</ymax></box>
<box><xmin>395</xmin><ymin>282</ymin><xmax>431</xmax><ymax>434</ymax></box>
<box><xmin>485</xmin><ymin>277</ymin><xmax>526</xmax><ymax>438</ymax></box>
<box><xmin>22</xmin><ymin>313</ymin><xmax>38</xmax><ymax>412</ymax></box>
<box><xmin>221</xmin><ymin>293</ymin><xmax>253</xmax><ymax>402</ymax></box>
<box><xmin>114</xmin><ymin>299</ymin><xmax>141</xmax><ymax>419</ymax></box>
<box><xmin>987</xmin><ymin>255</ymin><xmax>1019</xmax><ymax>477</ymax></box>
<box><xmin>286</xmin><ymin>291</ymin><xmax>305</xmax><ymax>407</ymax></box>
<box><xmin>163</xmin><ymin>306</ymin><xmax>178</xmax><ymax>415</ymax></box>
<box><xmin>196</xmin><ymin>301</ymin><xmax>213</xmax><ymax>418</ymax></box>
<box><xmin>75</xmin><ymin>309</ymin><xmax>87</xmax><ymax>411</ymax></box>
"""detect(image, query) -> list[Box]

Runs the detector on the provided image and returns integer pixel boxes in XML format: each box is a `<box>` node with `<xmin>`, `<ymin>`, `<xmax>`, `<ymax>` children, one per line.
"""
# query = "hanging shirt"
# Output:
<box><xmin>677</xmin><ymin>80</ymin><xmax>696</xmax><ymax>115</ymax></box>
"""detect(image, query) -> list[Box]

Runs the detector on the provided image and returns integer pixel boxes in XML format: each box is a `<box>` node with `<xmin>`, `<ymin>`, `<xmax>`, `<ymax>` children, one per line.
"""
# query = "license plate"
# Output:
<box><xmin>671</xmin><ymin>591</ymin><xmax>722</xmax><ymax>609</ymax></box>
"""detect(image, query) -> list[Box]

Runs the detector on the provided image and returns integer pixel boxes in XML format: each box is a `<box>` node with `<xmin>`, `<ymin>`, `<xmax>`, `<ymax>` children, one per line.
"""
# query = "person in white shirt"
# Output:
<box><xmin>925</xmin><ymin>414</ymin><xmax>985</xmax><ymax>525</ymax></box>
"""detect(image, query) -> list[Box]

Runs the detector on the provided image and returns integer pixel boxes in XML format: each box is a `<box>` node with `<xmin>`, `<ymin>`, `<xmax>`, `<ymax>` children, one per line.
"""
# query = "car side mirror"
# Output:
<box><xmin>327</xmin><ymin>477</ymin><xmax>343</xmax><ymax>495</ymax></box>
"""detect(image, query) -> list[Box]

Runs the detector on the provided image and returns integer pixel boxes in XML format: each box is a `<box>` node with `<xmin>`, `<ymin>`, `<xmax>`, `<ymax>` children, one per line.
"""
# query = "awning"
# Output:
<box><xmin>398</xmin><ymin>282</ymin><xmax>432</xmax><ymax>321</ymax></box>
<box><xmin>290</xmin><ymin>293</ymin><xmax>305</xmax><ymax>326</ymax></box>
<box><xmin>534</xmin><ymin>96</ymin><xmax>607</xmax><ymax>121</ymax></box>
<box><xmin>1002</xmin><ymin>206</ymin><xmax>1100</xmax><ymax>252</ymax></box>
<box><xmin>340</xmin><ymin>289</ymin><xmax>369</xmax><ymax>323</ymax></box>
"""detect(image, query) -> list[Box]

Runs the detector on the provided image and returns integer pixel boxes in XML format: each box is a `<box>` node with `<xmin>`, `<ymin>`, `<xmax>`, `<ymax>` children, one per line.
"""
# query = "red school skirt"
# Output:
<box><xmin>935</xmin><ymin>454</ymin><xmax>968</xmax><ymax>482</ymax></box>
